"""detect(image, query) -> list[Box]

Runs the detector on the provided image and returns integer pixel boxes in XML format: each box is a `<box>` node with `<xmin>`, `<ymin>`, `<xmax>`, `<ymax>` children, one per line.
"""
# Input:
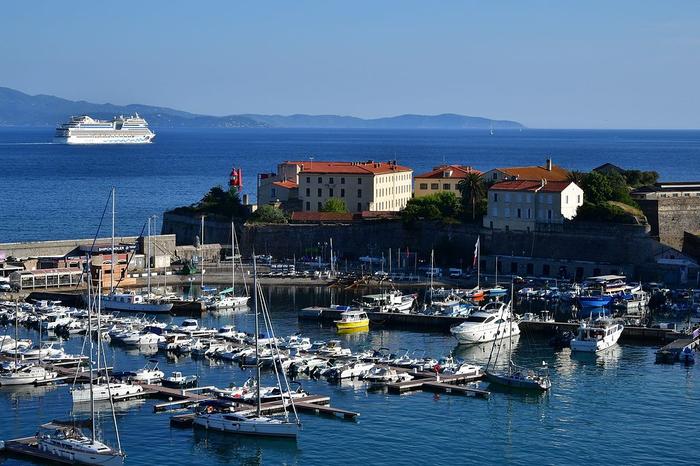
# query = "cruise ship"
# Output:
<box><xmin>54</xmin><ymin>113</ymin><xmax>155</xmax><ymax>144</ymax></box>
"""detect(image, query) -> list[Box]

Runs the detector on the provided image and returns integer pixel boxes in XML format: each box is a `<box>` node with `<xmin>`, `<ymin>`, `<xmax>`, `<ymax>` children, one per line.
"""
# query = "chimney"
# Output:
<box><xmin>546</xmin><ymin>158</ymin><xmax>553</xmax><ymax>171</ymax></box>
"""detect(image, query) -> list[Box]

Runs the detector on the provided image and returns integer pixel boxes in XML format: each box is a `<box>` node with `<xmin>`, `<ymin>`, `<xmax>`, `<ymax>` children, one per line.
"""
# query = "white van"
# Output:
<box><xmin>448</xmin><ymin>268</ymin><xmax>463</xmax><ymax>278</ymax></box>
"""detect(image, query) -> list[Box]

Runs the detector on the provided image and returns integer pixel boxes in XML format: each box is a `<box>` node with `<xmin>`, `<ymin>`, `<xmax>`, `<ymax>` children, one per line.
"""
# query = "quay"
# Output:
<box><xmin>655</xmin><ymin>332</ymin><xmax>700</xmax><ymax>363</ymax></box>
<box><xmin>301</xmin><ymin>306</ymin><xmax>684</xmax><ymax>343</ymax></box>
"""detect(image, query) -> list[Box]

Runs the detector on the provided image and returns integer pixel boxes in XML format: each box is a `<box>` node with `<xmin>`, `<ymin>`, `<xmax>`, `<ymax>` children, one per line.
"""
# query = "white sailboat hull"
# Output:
<box><xmin>193</xmin><ymin>413</ymin><xmax>298</xmax><ymax>438</ymax></box>
<box><xmin>38</xmin><ymin>438</ymin><xmax>124</xmax><ymax>466</ymax></box>
<box><xmin>452</xmin><ymin>321</ymin><xmax>520</xmax><ymax>345</ymax></box>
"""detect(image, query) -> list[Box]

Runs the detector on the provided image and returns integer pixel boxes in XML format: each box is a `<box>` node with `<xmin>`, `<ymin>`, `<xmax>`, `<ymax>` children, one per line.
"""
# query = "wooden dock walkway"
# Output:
<box><xmin>387</xmin><ymin>373</ymin><xmax>483</xmax><ymax>394</ymax></box>
<box><xmin>655</xmin><ymin>332</ymin><xmax>700</xmax><ymax>363</ymax></box>
<box><xmin>169</xmin><ymin>394</ymin><xmax>358</xmax><ymax>427</ymax></box>
<box><xmin>421</xmin><ymin>381</ymin><xmax>490</xmax><ymax>398</ymax></box>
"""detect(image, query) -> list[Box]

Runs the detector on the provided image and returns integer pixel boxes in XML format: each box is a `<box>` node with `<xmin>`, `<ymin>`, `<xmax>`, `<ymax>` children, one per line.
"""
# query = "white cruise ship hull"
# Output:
<box><xmin>55</xmin><ymin>134</ymin><xmax>154</xmax><ymax>145</ymax></box>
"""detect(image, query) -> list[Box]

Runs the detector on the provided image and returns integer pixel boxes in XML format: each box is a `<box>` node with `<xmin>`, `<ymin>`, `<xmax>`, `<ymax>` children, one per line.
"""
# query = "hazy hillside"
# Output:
<box><xmin>0</xmin><ymin>87</ymin><xmax>524</xmax><ymax>129</ymax></box>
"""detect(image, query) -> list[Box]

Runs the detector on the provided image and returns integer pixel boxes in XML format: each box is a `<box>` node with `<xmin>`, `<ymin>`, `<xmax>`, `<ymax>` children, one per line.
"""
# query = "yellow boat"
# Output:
<box><xmin>334</xmin><ymin>310</ymin><xmax>370</xmax><ymax>331</ymax></box>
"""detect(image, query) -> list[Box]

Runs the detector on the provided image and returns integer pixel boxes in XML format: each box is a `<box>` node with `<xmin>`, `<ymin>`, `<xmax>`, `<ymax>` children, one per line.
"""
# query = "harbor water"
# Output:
<box><xmin>1</xmin><ymin>128</ymin><xmax>700</xmax><ymax>243</ymax></box>
<box><xmin>0</xmin><ymin>286</ymin><xmax>698</xmax><ymax>465</ymax></box>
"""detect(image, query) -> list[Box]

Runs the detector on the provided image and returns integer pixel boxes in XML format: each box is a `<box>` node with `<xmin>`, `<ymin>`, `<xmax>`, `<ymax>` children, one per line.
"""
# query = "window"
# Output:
<box><xmin>489</xmin><ymin>221</ymin><xmax>493</xmax><ymax>229</ymax></box>
<box><xmin>306</xmin><ymin>177</ymin><xmax>310</xmax><ymax>183</ymax></box>
<box><xmin>577</xmin><ymin>195</ymin><xmax>581</xmax><ymax>203</ymax></box>
<box><xmin>443</xmin><ymin>183</ymin><xmax>450</xmax><ymax>190</ymax></box>
<box><xmin>517</xmin><ymin>208</ymin><xmax>521</xmax><ymax>218</ymax></box>
<box><xmin>547</xmin><ymin>209</ymin><xmax>552</xmax><ymax>220</ymax></box>
<box><xmin>565</xmin><ymin>195</ymin><xmax>569</xmax><ymax>204</ymax></box>
<box><xmin>317</xmin><ymin>188</ymin><xmax>322</xmax><ymax>197</ymax></box>
<box><xmin>492</xmin><ymin>173</ymin><xmax>497</xmax><ymax>180</ymax></box>
<box><xmin>431</xmin><ymin>183</ymin><xmax>439</xmax><ymax>190</ymax></box>
<box><xmin>358</xmin><ymin>178</ymin><xmax>362</xmax><ymax>184</ymax></box>
<box><xmin>527</xmin><ymin>208</ymin><xmax>531</xmax><ymax>219</ymax></box>
<box><xmin>492</xmin><ymin>207</ymin><xmax>498</xmax><ymax>217</ymax></box>
<box><xmin>318</xmin><ymin>202</ymin><xmax>322</xmax><ymax>210</ymax></box>
<box><xmin>543</xmin><ymin>264</ymin><xmax>550</xmax><ymax>276</ymax></box>
<box><xmin>505</xmin><ymin>193</ymin><xmax>511</xmax><ymax>202</ymax></box>
<box><xmin>329</xmin><ymin>177</ymin><xmax>334</xmax><ymax>184</ymax></box>
<box><xmin>493</xmin><ymin>193</ymin><xmax>498</xmax><ymax>202</ymax></box>
<box><xmin>357</xmin><ymin>202</ymin><xmax>362</xmax><ymax>211</ymax></box>
<box><xmin>305</xmin><ymin>201</ymin><xmax>310</xmax><ymax>211</ymax></box>
<box><xmin>341</xmin><ymin>188</ymin><xmax>345</xmax><ymax>197</ymax></box>
<box><xmin>305</xmin><ymin>188</ymin><xmax>310</xmax><ymax>196</ymax></box>
<box><xmin>547</xmin><ymin>194</ymin><xmax>553</xmax><ymax>204</ymax></box>
<box><xmin>420</xmin><ymin>183</ymin><xmax>428</xmax><ymax>190</ymax></box>
<box><xmin>329</xmin><ymin>188</ymin><xmax>334</xmax><ymax>197</ymax></box>
<box><xmin>341</xmin><ymin>177</ymin><xmax>345</xmax><ymax>184</ymax></box>
<box><xmin>318</xmin><ymin>177</ymin><xmax>322</xmax><ymax>183</ymax></box>
<box><xmin>504</xmin><ymin>207</ymin><xmax>510</xmax><ymax>218</ymax></box>
<box><xmin>510</xmin><ymin>262</ymin><xmax>518</xmax><ymax>274</ymax></box>
<box><xmin>357</xmin><ymin>189</ymin><xmax>362</xmax><ymax>197</ymax></box>
<box><xmin>526</xmin><ymin>263</ymin><xmax>534</xmax><ymax>275</ymax></box>
<box><xmin>271</xmin><ymin>188</ymin><xmax>276</xmax><ymax>198</ymax></box>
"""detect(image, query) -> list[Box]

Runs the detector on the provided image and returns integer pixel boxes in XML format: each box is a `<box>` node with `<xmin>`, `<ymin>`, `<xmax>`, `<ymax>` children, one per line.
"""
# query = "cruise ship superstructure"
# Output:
<box><xmin>54</xmin><ymin>113</ymin><xmax>155</xmax><ymax>144</ymax></box>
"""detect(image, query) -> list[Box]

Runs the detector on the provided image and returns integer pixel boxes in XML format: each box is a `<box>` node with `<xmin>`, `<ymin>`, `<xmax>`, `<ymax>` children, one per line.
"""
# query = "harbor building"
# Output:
<box><xmin>257</xmin><ymin>162</ymin><xmax>305</xmax><ymax>208</ymax></box>
<box><xmin>413</xmin><ymin>165</ymin><xmax>481</xmax><ymax>198</ymax></box>
<box><xmin>482</xmin><ymin>180</ymin><xmax>584</xmax><ymax>231</ymax></box>
<box><xmin>483</xmin><ymin>158</ymin><xmax>570</xmax><ymax>184</ymax></box>
<box><xmin>632</xmin><ymin>181</ymin><xmax>700</xmax><ymax>250</ymax></box>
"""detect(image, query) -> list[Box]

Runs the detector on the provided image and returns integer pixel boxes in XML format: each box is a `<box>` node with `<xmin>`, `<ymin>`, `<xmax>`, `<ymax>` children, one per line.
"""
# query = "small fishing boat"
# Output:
<box><xmin>363</xmin><ymin>366</ymin><xmax>413</xmax><ymax>386</ymax></box>
<box><xmin>0</xmin><ymin>364</ymin><xmax>58</xmax><ymax>386</ymax></box>
<box><xmin>129</xmin><ymin>360</ymin><xmax>165</xmax><ymax>384</ymax></box>
<box><xmin>334</xmin><ymin>310</ymin><xmax>370</xmax><ymax>331</ymax></box>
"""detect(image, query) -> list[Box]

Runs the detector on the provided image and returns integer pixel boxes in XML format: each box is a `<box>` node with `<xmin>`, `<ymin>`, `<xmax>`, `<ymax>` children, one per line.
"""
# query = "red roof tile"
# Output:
<box><xmin>271</xmin><ymin>180</ymin><xmax>298</xmax><ymax>189</ymax></box>
<box><xmin>415</xmin><ymin>165</ymin><xmax>482</xmax><ymax>179</ymax></box>
<box><xmin>290</xmin><ymin>212</ymin><xmax>355</xmax><ymax>222</ymax></box>
<box><xmin>297</xmin><ymin>161</ymin><xmax>411</xmax><ymax>175</ymax></box>
<box><xmin>493</xmin><ymin>164</ymin><xmax>569</xmax><ymax>181</ymax></box>
<box><xmin>489</xmin><ymin>180</ymin><xmax>575</xmax><ymax>193</ymax></box>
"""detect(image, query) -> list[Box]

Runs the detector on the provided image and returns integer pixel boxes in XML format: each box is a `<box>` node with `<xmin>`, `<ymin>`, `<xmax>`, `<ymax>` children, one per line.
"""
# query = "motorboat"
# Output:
<box><xmin>362</xmin><ymin>366</ymin><xmax>413</xmax><ymax>385</ymax></box>
<box><xmin>129</xmin><ymin>360</ymin><xmax>164</xmax><ymax>384</ymax></box>
<box><xmin>570</xmin><ymin>318</ymin><xmax>624</xmax><ymax>353</ymax></box>
<box><xmin>71</xmin><ymin>382</ymin><xmax>143</xmax><ymax>403</ymax></box>
<box><xmin>0</xmin><ymin>364</ymin><xmax>58</xmax><ymax>386</ymax></box>
<box><xmin>158</xmin><ymin>334</ymin><xmax>193</xmax><ymax>352</ymax></box>
<box><xmin>162</xmin><ymin>371</ymin><xmax>198</xmax><ymax>389</ymax></box>
<box><xmin>102</xmin><ymin>292</ymin><xmax>173</xmax><ymax>314</ymax></box>
<box><xmin>357</xmin><ymin>291</ymin><xmax>416</xmax><ymax>313</ymax></box>
<box><xmin>334</xmin><ymin>310</ymin><xmax>370</xmax><ymax>331</ymax></box>
<box><xmin>450</xmin><ymin>301</ymin><xmax>520</xmax><ymax>345</ymax></box>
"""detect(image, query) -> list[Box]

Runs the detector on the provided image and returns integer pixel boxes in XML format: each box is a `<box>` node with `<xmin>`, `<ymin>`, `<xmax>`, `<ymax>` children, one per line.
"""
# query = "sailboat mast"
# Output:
<box><xmin>200</xmin><ymin>216</ymin><xmax>205</xmax><ymax>290</ymax></box>
<box><xmin>14</xmin><ymin>300</ymin><xmax>18</xmax><ymax>369</ymax></box>
<box><xmin>89</xmin><ymin>275</ymin><xmax>96</xmax><ymax>442</ymax></box>
<box><xmin>477</xmin><ymin>236</ymin><xmax>481</xmax><ymax>289</ymax></box>
<box><xmin>253</xmin><ymin>255</ymin><xmax>261</xmax><ymax>417</ymax></box>
<box><xmin>110</xmin><ymin>187</ymin><xmax>115</xmax><ymax>295</ymax></box>
<box><xmin>231</xmin><ymin>222</ymin><xmax>236</xmax><ymax>296</ymax></box>
<box><xmin>147</xmin><ymin>218</ymin><xmax>151</xmax><ymax>295</ymax></box>
<box><xmin>508</xmin><ymin>282</ymin><xmax>514</xmax><ymax>376</ymax></box>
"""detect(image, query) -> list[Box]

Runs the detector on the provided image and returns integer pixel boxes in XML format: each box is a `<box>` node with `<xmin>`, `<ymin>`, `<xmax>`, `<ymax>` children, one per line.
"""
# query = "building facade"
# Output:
<box><xmin>483</xmin><ymin>180</ymin><xmax>584</xmax><ymax>231</ymax></box>
<box><xmin>414</xmin><ymin>165</ymin><xmax>481</xmax><ymax>198</ymax></box>
<box><xmin>297</xmin><ymin>161</ymin><xmax>413</xmax><ymax>212</ymax></box>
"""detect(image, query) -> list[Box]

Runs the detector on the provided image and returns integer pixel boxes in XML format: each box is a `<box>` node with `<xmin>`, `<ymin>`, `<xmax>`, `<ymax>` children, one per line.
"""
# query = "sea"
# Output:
<box><xmin>1</xmin><ymin>127</ymin><xmax>700</xmax><ymax>243</ymax></box>
<box><xmin>0</xmin><ymin>128</ymin><xmax>699</xmax><ymax>465</ymax></box>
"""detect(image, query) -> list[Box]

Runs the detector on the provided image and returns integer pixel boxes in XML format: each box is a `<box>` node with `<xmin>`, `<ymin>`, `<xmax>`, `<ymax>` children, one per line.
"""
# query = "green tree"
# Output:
<box><xmin>581</xmin><ymin>171</ymin><xmax>613</xmax><ymax>205</ymax></box>
<box><xmin>457</xmin><ymin>172</ymin><xmax>486</xmax><ymax>220</ymax></box>
<box><xmin>320</xmin><ymin>198</ymin><xmax>348</xmax><ymax>213</ymax></box>
<box><xmin>401</xmin><ymin>191</ymin><xmax>462</xmax><ymax>223</ymax></box>
<box><xmin>250</xmin><ymin>205</ymin><xmax>287</xmax><ymax>223</ymax></box>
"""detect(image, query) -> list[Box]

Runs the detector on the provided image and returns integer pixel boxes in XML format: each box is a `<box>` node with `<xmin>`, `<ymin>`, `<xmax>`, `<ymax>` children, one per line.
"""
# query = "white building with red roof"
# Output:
<box><xmin>483</xmin><ymin>179</ymin><xmax>584</xmax><ymax>231</ymax></box>
<box><xmin>414</xmin><ymin>165</ymin><xmax>481</xmax><ymax>198</ymax></box>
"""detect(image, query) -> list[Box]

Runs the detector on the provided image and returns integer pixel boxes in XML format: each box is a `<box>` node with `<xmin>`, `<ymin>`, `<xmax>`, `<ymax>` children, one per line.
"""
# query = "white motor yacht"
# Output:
<box><xmin>450</xmin><ymin>301</ymin><xmax>520</xmax><ymax>345</ymax></box>
<box><xmin>570</xmin><ymin>318</ymin><xmax>624</xmax><ymax>353</ymax></box>
<box><xmin>71</xmin><ymin>382</ymin><xmax>143</xmax><ymax>403</ymax></box>
<box><xmin>0</xmin><ymin>364</ymin><xmax>58</xmax><ymax>386</ymax></box>
<box><xmin>129</xmin><ymin>360</ymin><xmax>164</xmax><ymax>384</ymax></box>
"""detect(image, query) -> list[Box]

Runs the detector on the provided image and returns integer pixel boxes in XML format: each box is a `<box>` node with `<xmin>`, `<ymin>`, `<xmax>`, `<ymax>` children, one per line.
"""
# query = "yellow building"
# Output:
<box><xmin>414</xmin><ymin>165</ymin><xmax>481</xmax><ymax>198</ymax></box>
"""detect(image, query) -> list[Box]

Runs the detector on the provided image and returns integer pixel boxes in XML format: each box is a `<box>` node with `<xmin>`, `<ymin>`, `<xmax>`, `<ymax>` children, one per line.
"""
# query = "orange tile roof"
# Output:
<box><xmin>271</xmin><ymin>180</ymin><xmax>298</xmax><ymax>189</ymax></box>
<box><xmin>415</xmin><ymin>165</ymin><xmax>482</xmax><ymax>179</ymax></box>
<box><xmin>489</xmin><ymin>180</ymin><xmax>575</xmax><ymax>193</ymax></box>
<box><xmin>494</xmin><ymin>164</ymin><xmax>569</xmax><ymax>181</ymax></box>
<box><xmin>297</xmin><ymin>161</ymin><xmax>412</xmax><ymax>175</ymax></box>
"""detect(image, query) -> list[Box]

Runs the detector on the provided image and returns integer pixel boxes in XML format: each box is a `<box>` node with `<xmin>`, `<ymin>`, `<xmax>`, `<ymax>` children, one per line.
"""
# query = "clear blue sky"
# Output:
<box><xmin>1</xmin><ymin>1</ymin><xmax>699</xmax><ymax>128</ymax></box>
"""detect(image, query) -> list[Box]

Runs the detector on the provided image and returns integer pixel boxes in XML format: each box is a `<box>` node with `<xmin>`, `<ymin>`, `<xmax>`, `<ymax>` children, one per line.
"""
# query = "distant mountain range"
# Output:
<box><xmin>0</xmin><ymin>86</ymin><xmax>524</xmax><ymax>130</ymax></box>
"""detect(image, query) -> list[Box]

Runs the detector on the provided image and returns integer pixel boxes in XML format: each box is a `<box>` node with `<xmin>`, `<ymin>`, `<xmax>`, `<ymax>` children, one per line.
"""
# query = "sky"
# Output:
<box><xmin>1</xmin><ymin>1</ymin><xmax>699</xmax><ymax>129</ymax></box>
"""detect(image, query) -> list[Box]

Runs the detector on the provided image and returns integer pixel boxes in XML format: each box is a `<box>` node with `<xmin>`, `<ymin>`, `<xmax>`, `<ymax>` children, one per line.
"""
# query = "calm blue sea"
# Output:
<box><xmin>1</xmin><ymin>127</ymin><xmax>700</xmax><ymax>243</ymax></box>
<box><xmin>0</xmin><ymin>286</ymin><xmax>698</xmax><ymax>466</ymax></box>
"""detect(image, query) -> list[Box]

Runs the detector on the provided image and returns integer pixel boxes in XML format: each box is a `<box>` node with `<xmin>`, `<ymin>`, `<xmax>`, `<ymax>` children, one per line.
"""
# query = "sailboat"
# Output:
<box><xmin>484</xmin><ymin>285</ymin><xmax>551</xmax><ymax>391</ymax></box>
<box><xmin>207</xmin><ymin>222</ymin><xmax>250</xmax><ymax>310</ymax></box>
<box><xmin>102</xmin><ymin>190</ymin><xmax>173</xmax><ymax>314</ymax></box>
<box><xmin>193</xmin><ymin>256</ymin><xmax>301</xmax><ymax>438</ymax></box>
<box><xmin>36</xmin><ymin>270</ymin><xmax>125</xmax><ymax>465</ymax></box>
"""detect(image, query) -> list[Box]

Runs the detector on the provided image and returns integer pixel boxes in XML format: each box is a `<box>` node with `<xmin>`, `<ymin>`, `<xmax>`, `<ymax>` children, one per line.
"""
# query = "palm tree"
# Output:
<box><xmin>458</xmin><ymin>172</ymin><xmax>485</xmax><ymax>220</ymax></box>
